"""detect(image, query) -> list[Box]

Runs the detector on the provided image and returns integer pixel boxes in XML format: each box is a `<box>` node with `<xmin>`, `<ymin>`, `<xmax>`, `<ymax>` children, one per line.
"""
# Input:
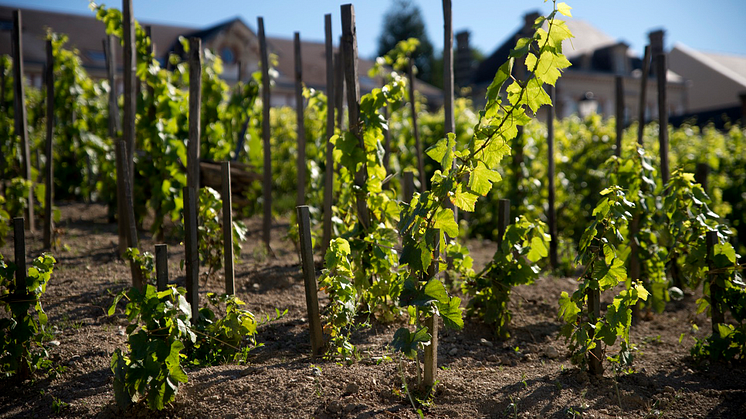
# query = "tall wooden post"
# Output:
<box><xmin>118</xmin><ymin>140</ymin><xmax>144</xmax><ymax>291</ymax></box>
<box><xmin>294</xmin><ymin>32</ymin><xmax>307</xmax><ymax>207</ymax></box>
<box><xmin>0</xmin><ymin>59</ymin><xmax>6</xmax><ymax>185</ymax></box>
<box><xmin>341</xmin><ymin>4</ymin><xmax>370</xmax><ymax>229</ymax></box>
<box><xmin>407</xmin><ymin>57</ymin><xmax>425</xmax><ymax>193</ymax></box>
<box><xmin>322</xmin><ymin>14</ymin><xmax>335</xmax><ymax>253</ymax></box>
<box><xmin>258</xmin><ymin>17</ymin><xmax>273</xmax><ymax>251</ymax></box>
<box><xmin>334</xmin><ymin>50</ymin><xmax>345</xmax><ymax>131</ymax></box>
<box><xmin>103</xmin><ymin>35</ymin><xmax>126</xmax><ymax>255</ymax></box>
<box><xmin>636</xmin><ymin>46</ymin><xmax>650</xmax><ymax>146</ymax></box>
<box><xmin>297</xmin><ymin>206</ymin><xmax>325</xmax><ymax>357</ymax></box>
<box><xmin>44</xmin><ymin>40</ymin><xmax>54</xmax><ymax>249</ymax></box>
<box><xmin>155</xmin><ymin>244</ymin><xmax>169</xmax><ymax>292</ymax></box>
<box><xmin>547</xmin><ymin>86</ymin><xmax>558</xmax><ymax>268</ymax></box>
<box><xmin>615</xmin><ymin>75</ymin><xmax>624</xmax><ymax>157</ymax></box>
<box><xmin>184</xmin><ymin>186</ymin><xmax>199</xmax><ymax>322</ymax></box>
<box><xmin>656</xmin><ymin>53</ymin><xmax>669</xmax><ymax>185</ymax></box>
<box><xmin>222</xmin><ymin>162</ymin><xmax>235</xmax><ymax>295</ymax></box>
<box><xmin>122</xmin><ymin>0</ymin><xmax>136</xmax><ymax>190</ymax></box>
<box><xmin>188</xmin><ymin>38</ymin><xmax>202</xmax><ymax>190</ymax></box>
<box><xmin>12</xmin><ymin>10</ymin><xmax>34</xmax><ymax>232</ymax></box>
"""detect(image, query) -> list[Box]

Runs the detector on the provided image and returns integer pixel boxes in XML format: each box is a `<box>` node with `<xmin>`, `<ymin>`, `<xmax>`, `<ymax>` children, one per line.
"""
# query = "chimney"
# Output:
<box><xmin>648</xmin><ymin>29</ymin><xmax>665</xmax><ymax>57</ymax></box>
<box><xmin>522</xmin><ymin>11</ymin><xmax>541</xmax><ymax>35</ymax></box>
<box><xmin>455</xmin><ymin>30</ymin><xmax>472</xmax><ymax>89</ymax></box>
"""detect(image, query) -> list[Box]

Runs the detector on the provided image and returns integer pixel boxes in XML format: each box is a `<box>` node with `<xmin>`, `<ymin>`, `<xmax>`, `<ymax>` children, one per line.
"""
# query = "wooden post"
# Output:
<box><xmin>222</xmin><ymin>162</ymin><xmax>235</xmax><ymax>295</ymax></box>
<box><xmin>322</xmin><ymin>14</ymin><xmax>335</xmax><ymax>253</ymax></box>
<box><xmin>656</xmin><ymin>53</ymin><xmax>669</xmax><ymax>185</ymax></box>
<box><xmin>615</xmin><ymin>75</ymin><xmax>624</xmax><ymax>157</ymax></box>
<box><xmin>258</xmin><ymin>17</ymin><xmax>273</xmax><ymax>251</ymax></box>
<box><xmin>706</xmin><ymin>231</ymin><xmax>724</xmax><ymax>336</ymax></box>
<box><xmin>296</xmin><ymin>205</ymin><xmax>325</xmax><ymax>357</ymax></box>
<box><xmin>587</xmin><ymin>285</ymin><xmax>603</xmax><ymax>375</ymax></box>
<box><xmin>547</xmin><ymin>86</ymin><xmax>558</xmax><ymax>269</ymax></box>
<box><xmin>0</xmin><ymin>58</ymin><xmax>6</xmax><ymax>185</ymax></box>
<box><xmin>104</xmin><ymin>35</ymin><xmax>126</xmax><ymax>256</ymax></box>
<box><xmin>341</xmin><ymin>4</ymin><xmax>370</xmax><ymax>229</ymax></box>
<box><xmin>117</xmin><ymin>140</ymin><xmax>144</xmax><ymax>291</ymax></box>
<box><xmin>294</xmin><ymin>32</ymin><xmax>307</xmax><ymax>207</ymax></box>
<box><xmin>408</xmin><ymin>57</ymin><xmax>425</xmax><ymax>193</ymax></box>
<box><xmin>184</xmin><ymin>186</ymin><xmax>200</xmax><ymax>323</ymax></box>
<box><xmin>43</xmin><ymin>40</ymin><xmax>54</xmax><ymax>249</ymax></box>
<box><xmin>334</xmin><ymin>50</ymin><xmax>345</xmax><ymax>131</ymax></box>
<box><xmin>155</xmin><ymin>244</ymin><xmax>168</xmax><ymax>292</ymax></box>
<box><xmin>188</xmin><ymin>38</ymin><xmax>202</xmax><ymax>190</ymax></box>
<box><xmin>497</xmin><ymin>199</ymin><xmax>510</xmax><ymax>248</ymax></box>
<box><xmin>381</xmin><ymin>99</ymin><xmax>391</xmax><ymax>175</ymax></box>
<box><xmin>12</xmin><ymin>10</ymin><xmax>34</xmax><ymax>232</ymax></box>
<box><xmin>423</xmin><ymin>229</ymin><xmax>440</xmax><ymax>388</ymax></box>
<box><xmin>636</xmin><ymin>45</ymin><xmax>650</xmax><ymax>146</ymax></box>
<box><xmin>145</xmin><ymin>26</ymin><xmax>157</xmax><ymax>125</ymax></box>
<box><xmin>695</xmin><ymin>163</ymin><xmax>709</xmax><ymax>194</ymax></box>
<box><xmin>13</xmin><ymin>218</ymin><xmax>26</xmax><ymax>296</ymax></box>
<box><xmin>629</xmin><ymin>213</ymin><xmax>642</xmax><ymax>322</ymax></box>
<box><xmin>403</xmin><ymin>171</ymin><xmax>415</xmax><ymax>204</ymax></box>
<box><xmin>122</xmin><ymin>0</ymin><xmax>136</xmax><ymax>190</ymax></box>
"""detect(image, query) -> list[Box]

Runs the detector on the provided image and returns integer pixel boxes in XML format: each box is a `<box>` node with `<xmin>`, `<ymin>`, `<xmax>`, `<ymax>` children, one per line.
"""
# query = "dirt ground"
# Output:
<box><xmin>0</xmin><ymin>202</ymin><xmax>744</xmax><ymax>418</ymax></box>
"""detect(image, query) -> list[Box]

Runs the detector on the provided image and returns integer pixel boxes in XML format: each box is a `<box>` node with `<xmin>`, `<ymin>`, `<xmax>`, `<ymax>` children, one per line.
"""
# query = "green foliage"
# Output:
<box><xmin>108</xmin><ymin>285</ymin><xmax>192</xmax><ymax>410</ymax></box>
<box><xmin>691</xmin><ymin>234</ymin><xmax>746</xmax><ymax>362</ymax></box>
<box><xmin>125</xmin><ymin>248</ymin><xmax>155</xmax><ymax>285</ymax></box>
<box><xmin>0</xmin><ymin>253</ymin><xmax>56</xmax><ymax>379</ymax></box>
<box><xmin>195</xmin><ymin>187</ymin><xmax>247</xmax><ymax>279</ymax></box>
<box><xmin>464</xmin><ymin>216</ymin><xmax>549</xmax><ymax>338</ymax></box>
<box><xmin>108</xmin><ymin>284</ymin><xmax>261</xmax><ymax>410</ymax></box>
<box><xmin>377</xmin><ymin>0</ymin><xmax>435</xmax><ymax>84</ymax></box>
<box><xmin>558</xmin><ymin>187</ymin><xmax>648</xmax><ymax>372</ymax></box>
<box><xmin>188</xmin><ymin>293</ymin><xmax>259</xmax><ymax>366</ymax></box>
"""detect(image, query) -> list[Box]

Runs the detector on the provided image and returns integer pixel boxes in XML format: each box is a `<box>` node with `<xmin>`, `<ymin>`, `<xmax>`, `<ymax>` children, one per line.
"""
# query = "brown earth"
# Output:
<box><xmin>0</xmin><ymin>202</ymin><xmax>744</xmax><ymax>418</ymax></box>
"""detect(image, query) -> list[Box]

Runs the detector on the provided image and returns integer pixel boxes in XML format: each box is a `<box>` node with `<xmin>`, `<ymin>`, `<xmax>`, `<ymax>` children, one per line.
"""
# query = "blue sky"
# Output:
<box><xmin>3</xmin><ymin>0</ymin><xmax>745</xmax><ymax>59</ymax></box>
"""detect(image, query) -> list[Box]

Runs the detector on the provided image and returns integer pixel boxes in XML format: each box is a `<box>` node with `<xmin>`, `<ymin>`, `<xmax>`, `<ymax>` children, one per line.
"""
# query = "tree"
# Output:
<box><xmin>377</xmin><ymin>0</ymin><xmax>435</xmax><ymax>85</ymax></box>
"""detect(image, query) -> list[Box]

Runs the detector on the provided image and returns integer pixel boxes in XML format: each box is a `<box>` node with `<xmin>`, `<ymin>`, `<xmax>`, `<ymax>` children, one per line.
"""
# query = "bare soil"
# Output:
<box><xmin>1</xmin><ymin>202</ymin><xmax>744</xmax><ymax>418</ymax></box>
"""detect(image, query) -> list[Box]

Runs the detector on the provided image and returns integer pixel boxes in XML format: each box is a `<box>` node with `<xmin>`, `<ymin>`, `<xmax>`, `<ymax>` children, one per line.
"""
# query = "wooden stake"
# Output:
<box><xmin>258</xmin><ymin>17</ymin><xmax>273</xmax><ymax>251</ymax></box>
<box><xmin>637</xmin><ymin>46</ymin><xmax>650</xmax><ymax>146</ymax></box>
<box><xmin>118</xmin><ymin>140</ymin><xmax>144</xmax><ymax>291</ymax></box>
<box><xmin>341</xmin><ymin>4</ymin><xmax>370</xmax><ymax>229</ymax></box>
<box><xmin>322</xmin><ymin>14</ymin><xmax>335</xmax><ymax>253</ymax></box>
<box><xmin>656</xmin><ymin>53</ymin><xmax>669</xmax><ymax>185</ymax></box>
<box><xmin>0</xmin><ymin>58</ymin><xmax>6</xmax><ymax>185</ymax></box>
<box><xmin>103</xmin><ymin>35</ymin><xmax>126</xmax><ymax>256</ymax></box>
<box><xmin>423</xmin><ymin>229</ymin><xmax>440</xmax><ymax>388</ymax></box>
<box><xmin>13</xmin><ymin>218</ymin><xmax>26</xmax><ymax>296</ymax></box>
<box><xmin>497</xmin><ymin>199</ymin><xmax>510</xmax><ymax>248</ymax></box>
<box><xmin>222</xmin><ymin>162</ymin><xmax>235</xmax><ymax>295</ymax></box>
<box><xmin>615</xmin><ymin>75</ymin><xmax>624</xmax><ymax>157</ymax></box>
<box><xmin>408</xmin><ymin>57</ymin><xmax>425</xmax><ymax>193</ymax></box>
<box><xmin>695</xmin><ymin>163</ymin><xmax>709</xmax><ymax>194</ymax></box>
<box><xmin>12</xmin><ymin>10</ymin><xmax>34</xmax><ymax>232</ymax></box>
<box><xmin>587</xmin><ymin>286</ymin><xmax>603</xmax><ymax>375</ymax></box>
<box><xmin>547</xmin><ymin>86</ymin><xmax>558</xmax><ymax>268</ymax></box>
<box><xmin>296</xmin><ymin>205</ymin><xmax>325</xmax><ymax>357</ymax></box>
<box><xmin>334</xmin><ymin>50</ymin><xmax>344</xmax><ymax>131</ymax></box>
<box><xmin>706</xmin><ymin>231</ymin><xmax>724</xmax><ymax>335</ymax></box>
<box><xmin>122</xmin><ymin>0</ymin><xmax>136</xmax><ymax>190</ymax></box>
<box><xmin>44</xmin><ymin>40</ymin><xmax>54</xmax><ymax>249</ymax></box>
<box><xmin>155</xmin><ymin>244</ymin><xmax>168</xmax><ymax>292</ymax></box>
<box><xmin>188</xmin><ymin>37</ymin><xmax>202</xmax><ymax>190</ymax></box>
<box><xmin>294</xmin><ymin>32</ymin><xmax>307</xmax><ymax>207</ymax></box>
<box><xmin>184</xmin><ymin>186</ymin><xmax>200</xmax><ymax>323</ymax></box>
<box><xmin>403</xmin><ymin>171</ymin><xmax>415</xmax><ymax>204</ymax></box>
